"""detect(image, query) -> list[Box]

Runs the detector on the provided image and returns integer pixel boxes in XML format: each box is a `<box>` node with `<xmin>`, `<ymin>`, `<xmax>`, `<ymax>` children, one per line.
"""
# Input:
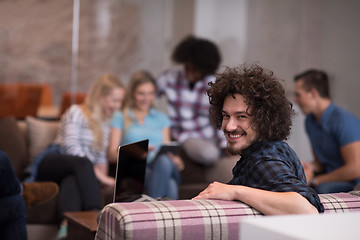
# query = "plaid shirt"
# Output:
<box><xmin>229</xmin><ymin>140</ymin><xmax>324</xmax><ymax>213</ymax></box>
<box><xmin>157</xmin><ymin>68</ymin><xmax>226</xmax><ymax>148</ymax></box>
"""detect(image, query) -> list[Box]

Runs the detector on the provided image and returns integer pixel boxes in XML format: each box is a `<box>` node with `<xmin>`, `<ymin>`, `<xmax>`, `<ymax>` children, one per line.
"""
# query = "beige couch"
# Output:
<box><xmin>0</xmin><ymin>115</ymin><xmax>238</xmax><ymax>239</ymax></box>
<box><xmin>0</xmin><ymin>116</ymin><xmax>60</xmax><ymax>239</ymax></box>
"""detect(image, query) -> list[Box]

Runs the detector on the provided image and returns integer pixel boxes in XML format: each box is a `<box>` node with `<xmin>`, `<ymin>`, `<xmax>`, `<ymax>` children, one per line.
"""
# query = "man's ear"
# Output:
<box><xmin>310</xmin><ymin>88</ymin><xmax>319</xmax><ymax>98</ymax></box>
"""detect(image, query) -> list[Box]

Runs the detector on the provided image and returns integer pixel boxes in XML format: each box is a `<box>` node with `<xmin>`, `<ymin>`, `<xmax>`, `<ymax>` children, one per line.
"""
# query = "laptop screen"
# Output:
<box><xmin>113</xmin><ymin>139</ymin><xmax>149</xmax><ymax>202</ymax></box>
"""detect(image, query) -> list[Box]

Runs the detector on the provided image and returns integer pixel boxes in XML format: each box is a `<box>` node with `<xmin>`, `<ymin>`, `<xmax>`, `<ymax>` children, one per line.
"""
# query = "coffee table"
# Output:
<box><xmin>64</xmin><ymin>211</ymin><xmax>98</xmax><ymax>240</ymax></box>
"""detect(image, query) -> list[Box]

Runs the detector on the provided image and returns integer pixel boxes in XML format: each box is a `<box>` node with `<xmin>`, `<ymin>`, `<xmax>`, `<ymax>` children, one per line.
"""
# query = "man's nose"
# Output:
<box><xmin>224</xmin><ymin>117</ymin><xmax>237</xmax><ymax>132</ymax></box>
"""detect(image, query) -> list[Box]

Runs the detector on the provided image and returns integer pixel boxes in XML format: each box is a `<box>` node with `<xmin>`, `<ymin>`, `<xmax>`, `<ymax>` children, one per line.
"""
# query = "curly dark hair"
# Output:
<box><xmin>172</xmin><ymin>36</ymin><xmax>221</xmax><ymax>76</ymax></box>
<box><xmin>207</xmin><ymin>64</ymin><xmax>294</xmax><ymax>141</ymax></box>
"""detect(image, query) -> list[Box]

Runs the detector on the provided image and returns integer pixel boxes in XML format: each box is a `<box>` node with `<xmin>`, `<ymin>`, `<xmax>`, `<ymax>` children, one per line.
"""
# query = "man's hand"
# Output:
<box><xmin>301</xmin><ymin>161</ymin><xmax>315</xmax><ymax>185</ymax></box>
<box><xmin>193</xmin><ymin>181</ymin><xmax>237</xmax><ymax>201</ymax></box>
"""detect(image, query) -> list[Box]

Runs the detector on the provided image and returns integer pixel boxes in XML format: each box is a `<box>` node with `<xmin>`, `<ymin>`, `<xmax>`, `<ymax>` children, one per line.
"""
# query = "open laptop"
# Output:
<box><xmin>113</xmin><ymin>139</ymin><xmax>155</xmax><ymax>202</ymax></box>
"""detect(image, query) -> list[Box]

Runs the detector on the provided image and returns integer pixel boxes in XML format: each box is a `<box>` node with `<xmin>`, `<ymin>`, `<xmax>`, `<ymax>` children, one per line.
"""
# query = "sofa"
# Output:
<box><xmin>0</xmin><ymin>115</ymin><xmax>238</xmax><ymax>239</ymax></box>
<box><xmin>0</xmin><ymin>116</ymin><xmax>61</xmax><ymax>239</ymax></box>
<box><xmin>95</xmin><ymin>191</ymin><xmax>360</xmax><ymax>240</ymax></box>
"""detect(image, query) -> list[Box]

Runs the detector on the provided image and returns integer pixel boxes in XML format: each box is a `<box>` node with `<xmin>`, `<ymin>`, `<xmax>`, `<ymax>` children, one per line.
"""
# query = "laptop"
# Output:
<box><xmin>113</xmin><ymin>139</ymin><xmax>155</xmax><ymax>202</ymax></box>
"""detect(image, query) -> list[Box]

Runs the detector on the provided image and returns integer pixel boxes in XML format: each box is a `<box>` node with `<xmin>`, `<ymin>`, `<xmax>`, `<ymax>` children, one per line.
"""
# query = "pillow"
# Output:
<box><xmin>26</xmin><ymin>116</ymin><xmax>60</xmax><ymax>162</ymax></box>
<box><xmin>0</xmin><ymin>117</ymin><xmax>28</xmax><ymax>179</ymax></box>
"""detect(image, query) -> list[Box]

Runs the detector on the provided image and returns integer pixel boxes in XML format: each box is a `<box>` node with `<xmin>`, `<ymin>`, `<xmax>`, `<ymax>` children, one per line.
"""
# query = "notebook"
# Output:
<box><xmin>113</xmin><ymin>139</ymin><xmax>155</xmax><ymax>202</ymax></box>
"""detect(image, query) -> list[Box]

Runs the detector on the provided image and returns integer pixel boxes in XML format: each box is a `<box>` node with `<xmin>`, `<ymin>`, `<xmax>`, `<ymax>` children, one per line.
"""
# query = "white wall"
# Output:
<box><xmin>194</xmin><ymin>0</ymin><xmax>248</xmax><ymax>70</ymax></box>
<box><xmin>189</xmin><ymin>0</ymin><xmax>360</xmax><ymax>160</ymax></box>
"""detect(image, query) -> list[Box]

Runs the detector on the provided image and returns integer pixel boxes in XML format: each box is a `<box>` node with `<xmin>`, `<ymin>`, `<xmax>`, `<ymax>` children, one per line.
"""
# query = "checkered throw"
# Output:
<box><xmin>95</xmin><ymin>191</ymin><xmax>360</xmax><ymax>240</ymax></box>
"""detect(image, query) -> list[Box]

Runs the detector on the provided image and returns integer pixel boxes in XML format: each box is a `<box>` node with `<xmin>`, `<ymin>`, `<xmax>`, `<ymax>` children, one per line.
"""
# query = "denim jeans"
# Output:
<box><xmin>0</xmin><ymin>195</ymin><xmax>27</xmax><ymax>240</ymax></box>
<box><xmin>146</xmin><ymin>154</ymin><xmax>181</xmax><ymax>199</ymax></box>
<box><xmin>315</xmin><ymin>181</ymin><xmax>356</xmax><ymax>194</ymax></box>
<box><xmin>24</xmin><ymin>144</ymin><xmax>62</xmax><ymax>183</ymax></box>
<box><xmin>0</xmin><ymin>151</ymin><xmax>27</xmax><ymax>240</ymax></box>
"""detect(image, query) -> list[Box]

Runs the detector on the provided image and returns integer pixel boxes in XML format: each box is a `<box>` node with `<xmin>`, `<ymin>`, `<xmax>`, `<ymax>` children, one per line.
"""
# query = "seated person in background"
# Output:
<box><xmin>108</xmin><ymin>70</ymin><xmax>183</xmax><ymax>200</ymax></box>
<box><xmin>0</xmin><ymin>150</ymin><xmax>27</xmax><ymax>240</ymax></box>
<box><xmin>25</xmin><ymin>74</ymin><xmax>126</xmax><ymax>239</ymax></box>
<box><xmin>156</xmin><ymin>36</ymin><xmax>227</xmax><ymax>166</ymax></box>
<box><xmin>194</xmin><ymin>64</ymin><xmax>324</xmax><ymax>215</ymax></box>
<box><xmin>0</xmin><ymin>150</ymin><xmax>57</xmax><ymax>240</ymax></box>
<box><xmin>294</xmin><ymin>69</ymin><xmax>360</xmax><ymax>193</ymax></box>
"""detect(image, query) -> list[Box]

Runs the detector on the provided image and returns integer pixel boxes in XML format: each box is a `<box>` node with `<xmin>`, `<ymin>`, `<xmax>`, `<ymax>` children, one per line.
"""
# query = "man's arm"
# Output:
<box><xmin>193</xmin><ymin>181</ymin><xmax>318</xmax><ymax>215</ymax></box>
<box><xmin>302</xmin><ymin>155</ymin><xmax>323</xmax><ymax>184</ymax></box>
<box><xmin>313</xmin><ymin>141</ymin><xmax>360</xmax><ymax>186</ymax></box>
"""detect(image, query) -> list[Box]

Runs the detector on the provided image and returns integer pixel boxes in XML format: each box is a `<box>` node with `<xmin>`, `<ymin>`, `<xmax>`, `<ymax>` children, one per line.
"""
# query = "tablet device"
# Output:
<box><xmin>154</xmin><ymin>141</ymin><xmax>181</xmax><ymax>159</ymax></box>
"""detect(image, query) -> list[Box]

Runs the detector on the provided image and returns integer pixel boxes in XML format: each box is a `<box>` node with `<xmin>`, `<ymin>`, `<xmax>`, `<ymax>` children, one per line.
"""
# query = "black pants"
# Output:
<box><xmin>37</xmin><ymin>153</ymin><xmax>101</xmax><ymax>222</ymax></box>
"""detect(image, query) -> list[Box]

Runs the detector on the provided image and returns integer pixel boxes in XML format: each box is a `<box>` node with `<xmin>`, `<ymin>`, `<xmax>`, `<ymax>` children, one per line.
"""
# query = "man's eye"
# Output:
<box><xmin>238</xmin><ymin>115</ymin><xmax>247</xmax><ymax>119</ymax></box>
<box><xmin>222</xmin><ymin>114</ymin><xmax>229</xmax><ymax>119</ymax></box>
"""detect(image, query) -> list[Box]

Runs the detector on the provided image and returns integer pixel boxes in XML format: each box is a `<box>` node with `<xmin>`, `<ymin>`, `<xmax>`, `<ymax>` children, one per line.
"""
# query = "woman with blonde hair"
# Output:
<box><xmin>28</xmin><ymin>74</ymin><xmax>125</xmax><ymax>239</ymax></box>
<box><xmin>108</xmin><ymin>70</ymin><xmax>183</xmax><ymax>200</ymax></box>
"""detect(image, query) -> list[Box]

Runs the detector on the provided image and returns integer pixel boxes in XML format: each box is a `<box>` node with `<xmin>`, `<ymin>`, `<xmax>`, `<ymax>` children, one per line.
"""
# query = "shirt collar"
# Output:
<box><xmin>241</xmin><ymin>140</ymin><xmax>266</xmax><ymax>158</ymax></box>
<box><xmin>128</xmin><ymin>108</ymin><xmax>156</xmax><ymax>121</ymax></box>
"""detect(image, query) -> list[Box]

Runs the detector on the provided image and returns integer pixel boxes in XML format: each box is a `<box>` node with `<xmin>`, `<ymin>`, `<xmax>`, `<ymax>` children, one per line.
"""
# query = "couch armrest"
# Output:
<box><xmin>320</xmin><ymin>191</ymin><xmax>360</xmax><ymax>213</ymax></box>
<box><xmin>96</xmin><ymin>192</ymin><xmax>360</xmax><ymax>240</ymax></box>
<box><xmin>96</xmin><ymin>199</ymin><xmax>262</xmax><ymax>240</ymax></box>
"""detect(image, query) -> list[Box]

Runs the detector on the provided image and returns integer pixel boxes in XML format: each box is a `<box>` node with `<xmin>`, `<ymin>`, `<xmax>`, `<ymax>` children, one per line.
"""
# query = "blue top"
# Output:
<box><xmin>229</xmin><ymin>140</ymin><xmax>324</xmax><ymax>213</ymax></box>
<box><xmin>110</xmin><ymin>108</ymin><xmax>171</xmax><ymax>164</ymax></box>
<box><xmin>306</xmin><ymin>103</ymin><xmax>360</xmax><ymax>179</ymax></box>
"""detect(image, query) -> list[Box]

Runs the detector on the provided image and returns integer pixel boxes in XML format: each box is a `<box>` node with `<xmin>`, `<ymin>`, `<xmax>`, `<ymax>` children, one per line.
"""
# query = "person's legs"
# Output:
<box><xmin>24</xmin><ymin>144</ymin><xmax>61</xmax><ymax>183</ymax></box>
<box><xmin>147</xmin><ymin>154</ymin><xmax>180</xmax><ymax>199</ymax></box>
<box><xmin>0</xmin><ymin>195</ymin><xmax>27</xmax><ymax>240</ymax></box>
<box><xmin>59</xmin><ymin>175</ymin><xmax>81</xmax><ymax>214</ymax></box>
<box><xmin>167</xmin><ymin>178</ymin><xmax>179</xmax><ymax>200</ymax></box>
<box><xmin>0</xmin><ymin>151</ymin><xmax>27</xmax><ymax>240</ymax></box>
<box><xmin>182</xmin><ymin>138</ymin><xmax>220</xmax><ymax>166</ymax></box>
<box><xmin>315</xmin><ymin>181</ymin><xmax>356</xmax><ymax>194</ymax></box>
<box><xmin>56</xmin><ymin>175</ymin><xmax>82</xmax><ymax>240</ymax></box>
<box><xmin>37</xmin><ymin>154</ymin><xmax>101</xmax><ymax>214</ymax></box>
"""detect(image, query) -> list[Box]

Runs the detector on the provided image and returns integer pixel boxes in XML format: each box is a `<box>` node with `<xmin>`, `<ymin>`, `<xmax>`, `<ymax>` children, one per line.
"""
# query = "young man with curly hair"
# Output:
<box><xmin>156</xmin><ymin>36</ymin><xmax>227</xmax><ymax>166</ymax></box>
<box><xmin>194</xmin><ymin>64</ymin><xmax>324</xmax><ymax>215</ymax></box>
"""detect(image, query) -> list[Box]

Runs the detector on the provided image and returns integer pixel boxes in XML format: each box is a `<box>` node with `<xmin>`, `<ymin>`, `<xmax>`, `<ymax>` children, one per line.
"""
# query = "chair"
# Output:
<box><xmin>0</xmin><ymin>84</ymin><xmax>17</xmax><ymax>117</ymax></box>
<box><xmin>0</xmin><ymin>83</ymin><xmax>43</xmax><ymax>119</ymax></box>
<box><xmin>58</xmin><ymin>92</ymin><xmax>87</xmax><ymax>118</ymax></box>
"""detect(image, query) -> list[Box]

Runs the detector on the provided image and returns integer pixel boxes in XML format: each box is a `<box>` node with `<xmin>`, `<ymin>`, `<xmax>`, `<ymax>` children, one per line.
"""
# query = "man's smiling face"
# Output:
<box><xmin>221</xmin><ymin>94</ymin><xmax>259</xmax><ymax>155</ymax></box>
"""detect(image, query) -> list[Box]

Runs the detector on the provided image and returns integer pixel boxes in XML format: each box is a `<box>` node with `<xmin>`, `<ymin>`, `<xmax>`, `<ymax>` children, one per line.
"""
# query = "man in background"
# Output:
<box><xmin>294</xmin><ymin>69</ymin><xmax>360</xmax><ymax>193</ymax></box>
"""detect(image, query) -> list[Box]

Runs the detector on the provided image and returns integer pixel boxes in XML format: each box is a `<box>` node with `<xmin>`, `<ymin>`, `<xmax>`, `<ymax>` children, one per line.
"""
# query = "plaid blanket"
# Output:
<box><xmin>95</xmin><ymin>191</ymin><xmax>360</xmax><ymax>240</ymax></box>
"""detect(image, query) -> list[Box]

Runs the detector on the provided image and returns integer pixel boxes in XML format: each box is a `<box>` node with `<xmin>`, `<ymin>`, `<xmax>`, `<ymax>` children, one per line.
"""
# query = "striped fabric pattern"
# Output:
<box><xmin>95</xmin><ymin>192</ymin><xmax>360</xmax><ymax>240</ymax></box>
<box><xmin>320</xmin><ymin>191</ymin><xmax>360</xmax><ymax>213</ymax></box>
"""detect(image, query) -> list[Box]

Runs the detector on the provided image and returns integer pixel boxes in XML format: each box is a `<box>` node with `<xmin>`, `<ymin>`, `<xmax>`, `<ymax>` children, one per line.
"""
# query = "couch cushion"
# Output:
<box><xmin>0</xmin><ymin>117</ymin><xmax>28</xmax><ymax>179</ymax></box>
<box><xmin>26</xmin><ymin>116</ymin><xmax>59</xmax><ymax>162</ymax></box>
